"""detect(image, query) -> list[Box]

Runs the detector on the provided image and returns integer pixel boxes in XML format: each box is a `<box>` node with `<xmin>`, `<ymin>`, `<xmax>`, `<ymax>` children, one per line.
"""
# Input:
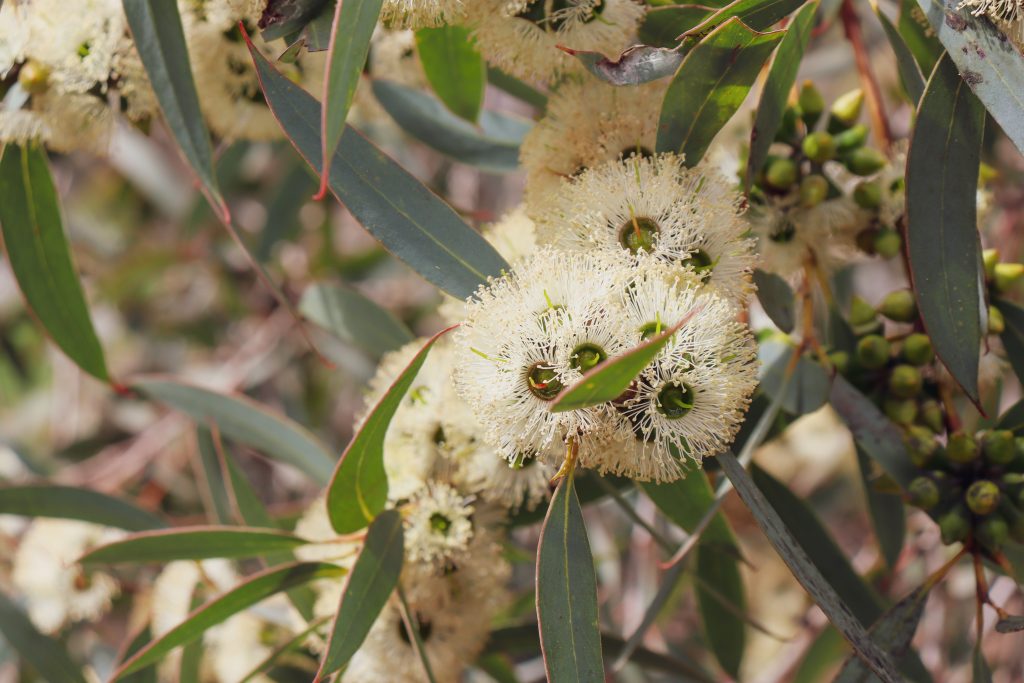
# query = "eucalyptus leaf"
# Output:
<box><xmin>299</xmin><ymin>282</ymin><xmax>414</xmax><ymax>358</ymax></box>
<box><xmin>759</xmin><ymin>342</ymin><xmax>831</xmax><ymax>416</ymax></box>
<box><xmin>259</xmin><ymin>0</ymin><xmax>332</xmax><ymax>40</ymax></box>
<box><xmin>0</xmin><ymin>592</ymin><xmax>87</xmax><ymax>683</ymax></box>
<box><xmin>996</xmin><ymin>396</ymin><xmax>1024</xmax><ymax>434</ymax></box>
<box><xmin>416</xmin><ymin>26</ymin><xmax>486</xmax><ymax>122</ymax></box>
<box><xmin>687</xmin><ymin>0</ymin><xmax>807</xmax><ymax>36</ymax></box>
<box><xmin>833</xmin><ymin>586</ymin><xmax>931</xmax><ymax>682</ymax></box>
<box><xmin>996</xmin><ymin>300</ymin><xmax>1024</xmax><ymax>388</ymax></box>
<box><xmin>856</xmin><ymin>447</ymin><xmax>905</xmax><ymax>570</ymax></box>
<box><xmin>81</xmin><ymin>527</ymin><xmax>308</xmax><ymax>564</ymax></box>
<box><xmin>906</xmin><ymin>51</ymin><xmax>985</xmax><ymax>404</ymax></box>
<box><xmin>753</xmin><ymin>269</ymin><xmax>797</xmax><ymax>333</ymax></box>
<box><xmin>639</xmin><ymin>5</ymin><xmax>717</xmax><ymax>48</ymax></box>
<box><xmin>995</xmin><ymin>615</ymin><xmax>1024</xmax><ymax>633</ymax></box>
<box><xmin>486</xmin><ymin>67</ymin><xmax>548</xmax><ymax>110</ymax></box>
<box><xmin>0</xmin><ymin>485</ymin><xmax>166</xmax><ymax>531</ymax></box>
<box><xmin>898</xmin><ymin>0</ymin><xmax>941</xmax><ymax>75</ymax></box>
<box><xmin>875</xmin><ymin>6</ymin><xmax>925</xmax><ymax>104</ymax></box>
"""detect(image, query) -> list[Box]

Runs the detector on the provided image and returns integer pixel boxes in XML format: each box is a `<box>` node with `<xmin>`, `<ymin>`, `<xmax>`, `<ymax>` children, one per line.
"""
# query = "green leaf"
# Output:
<box><xmin>996</xmin><ymin>395</ymin><xmax>1024</xmax><ymax>434</ymax></box>
<box><xmin>122</xmin><ymin>0</ymin><xmax>226</xmax><ymax>219</ymax></box>
<box><xmin>507</xmin><ymin>473</ymin><xmax>631</xmax><ymax>528</ymax></box>
<box><xmin>753</xmin><ymin>269</ymin><xmax>796</xmax><ymax>333</ymax></box>
<box><xmin>416</xmin><ymin>26</ymin><xmax>486</xmax><ymax>122</ymax></box>
<box><xmin>134</xmin><ymin>378</ymin><xmax>336</xmax><ymax>484</ymax></box>
<box><xmin>536</xmin><ymin>471</ymin><xmax>605</xmax><ymax>682</ymax></box>
<box><xmin>760</xmin><ymin>342</ymin><xmax>831</xmax><ymax>416</ymax></box>
<box><xmin>830</xmin><ymin>375</ymin><xmax>918</xmax><ymax>489</ymax></box>
<box><xmin>906</xmin><ymin>51</ymin><xmax>985</xmax><ymax>404</ymax></box>
<box><xmin>915</xmin><ymin>0</ymin><xmax>1024</xmax><ymax>157</ymax></box>
<box><xmin>113</xmin><ymin>562</ymin><xmax>346</xmax><ymax>678</ymax></box>
<box><xmin>256</xmin><ymin>162</ymin><xmax>317</xmax><ymax>262</ymax></box>
<box><xmin>0</xmin><ymin>592</ymin><xmax>87</xmax><ymax>683</ymax></box>
<box><xmin>81</xmin><ymin>527</ymin><xmax>308</xmax><ymax>564</ymax></box>
<box><xmin>0</xmin><ymin>145</ymin><xmax>110</xmax><ymax>382</ymax></box>
<box><xmin>856</xmin><ymin>447</ymin><xmax>905</xmax><ymax>570</ymax></box>
<box><xmin>898</xmin><ymin>0</ymin><xmax>941</xmax><ymax>75</ymax></box>
<box><xmin>316</xmin><ymin>510</ymin><xmax>404</xmax><ymax>677</ymax></box>
<box><xmin>639</xmin><ymin>5</ymin><xmax>717</xmax><ymax>48</ymax></box>
<box><xmin>259</xmin><ymin>0</ymin><xmax>332</xmax><ymax>40</ymax></box>
<box><xmin>195</xmin><ymin>426</ymin><xmax>236</xmax><ymax>525</ymax></box>
<box><xmin>550</xmin><ymin>317</ymin><xmax>689</xmax><ymax>413</ymax></box>
<box><xmin>688</xmin><ymin>0</ymin><xmax>807</xmax><ymax>35</ymax></box>
<box><xmin>996</xmin><ymin>300</ymin><xmax>1024</xmax><ymax>389</ymax></box>
<box><xmin>995</xmin><ymin>615</ymin><xmax>1024</xmax><ymax>633</ymax></box>
<box><xmin>717</xmin><ymin>452</ymin><xmax>902</xmax><ymax>683</ymax></box>
<box><xmin>372</xmin><ymin>80</ymin><xmax>529</xmax><ymax>173</ymax></box>
<box><xmin>317</xmin><ymin>0</ymin><xmax>383</xmax><ymax>198</ymax></box>
<box><xmin>245</xmin><ymin>33</ymin><xmax>510</xmax><ymax>300</ymax></box>
<box><xmin>745</xmin><ymin>1</ymin><xmax>818</xmax><ymax>190</ymax></box>
<box><xmin>486</xmin><ymin>67</ymin><xmax>548</xmax><ymax>110</ymax></box>
<box><xmin>561</xmin><ymin>45</ymin><xmax>685</xmax><ymax>85</ymax></box>
<box><xmin>326</xmin><ymin>326</ymin><xmax>454</xmax><ymax>533</ymax></box>
<box><xmin>833</xmin><ymin>586</ymin><xmax>931</xmax><ymax>682</ymax></box>
<box><xmin>656</xmin><ymin>18</ymin><xmax>784</xmax><ymax>165</ymax></box>
<box><xmin>0</xmin><ymin>485</ymin><xmax>166</xmax><ymax>531</ymax></box>
<box><xmin>973</xmin><ymin>645</ymin><xmax>993</xmax><ymax>682</ymax></box>
<box><xmin>299</xmin><ymin>282</ymin><xmax>414</xmax><ymax>358</ymax></box>
<box><xmin>118</xmin><ymin>627</ymin><xmax>159</xmax><ymax>683</ymax></box>
<box><xmin>875</xmin><ymin>6</ymin><xmax>925</xmax><ymax>104</ymax></box>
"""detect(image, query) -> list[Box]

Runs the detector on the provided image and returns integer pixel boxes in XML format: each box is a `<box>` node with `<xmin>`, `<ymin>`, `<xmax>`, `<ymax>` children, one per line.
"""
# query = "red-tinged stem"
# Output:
<box><xmin>841</xmin><ymin>0</ymin><xmax>892</xmax><ymax>153</ymax></box>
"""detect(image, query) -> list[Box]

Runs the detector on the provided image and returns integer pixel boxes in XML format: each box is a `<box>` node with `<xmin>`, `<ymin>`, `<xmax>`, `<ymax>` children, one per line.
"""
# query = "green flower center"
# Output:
<box><xmin>769</xmin><ymin>219</ymin><xmax>796</xmax><ymax>243</ymax></box>
<box><xmin>527</xmin><ymin>363</ymin><xmax>563</xmax><ymax>401</ymax></box>
<box><xmin>656</xmin><ymin>382</ymin><xmax>695</xmax><ymax>419</ymax></box>
<box><xmin>429</xmin><ymin>513</ymin><xmax>452</xmax><ymax>535</ymax></box>
<box><xmin>432</xmin><ymin>425</ymin><xmax>446</xmax><ymax>445</ymax></box>
<box><xmin>682</xmin><ymin>248</ymin><xmax>714</xmax><ymax>282</ymax></box>
<box><xmin>619</xmin><ymin>217</ymin><xmax>660</xmax><ymax>254</ymax></box>
<box><xmin>570</xmin><ymin>343</ymin><xmax>607</xmax><ymax>373</ymax></box>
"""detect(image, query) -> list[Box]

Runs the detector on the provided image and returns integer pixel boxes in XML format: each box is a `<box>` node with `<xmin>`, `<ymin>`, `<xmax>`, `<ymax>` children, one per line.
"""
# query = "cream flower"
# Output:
<box><xmin>538</xmin><ymin>153</ymin><xmax>757</xmax><ymax>306</ymax></box>
<box><xmin>957</xmin><ymin>0</ymin><xmax>1023</xmax><ymax>40</ymax></box>
<box><xmin>403</xmin><ymin>482</ymin><xmax>475</xmax><ymax>566</ymax></box>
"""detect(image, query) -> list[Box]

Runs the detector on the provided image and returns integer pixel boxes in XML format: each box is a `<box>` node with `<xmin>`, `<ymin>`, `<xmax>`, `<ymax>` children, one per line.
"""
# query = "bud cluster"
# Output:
<box><xmin>984</xmin><ymin>248</ymin><xmax>1024</xmax><ymax>335</ymax></box>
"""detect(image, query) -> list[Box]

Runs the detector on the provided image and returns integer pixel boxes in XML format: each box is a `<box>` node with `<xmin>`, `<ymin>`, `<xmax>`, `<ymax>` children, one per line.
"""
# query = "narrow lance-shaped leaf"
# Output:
<box><xmin>537</xmin><ymin>470</ymin><xmax>605</xmax><ymax>682</ymax></box>
<box><xmin>898</xmin><ymin>0</ymin><xmax>941</xmax><ymax>75</ymax></box>
<box><xmin>752</xmin><ymin>269</ymin><xmax>796</xmax><ymax>333</ymax></box>
<box><xmin>833</xmin><ymin>586</ymin><xmax>931</xmax><ymax>682</ymax></box>
<box><xmin>415</xmin><ymin>25</ymin><xmax>486</xmax><ymax>122</ymax></box>
<box><xmin>258</xmin><ymin>0</ymin><xmax>332</xmax><ymax>40</ymax></box>
<box><xmin>0</xmin><ymin>485</ymin><xmax>166</xmax><ymax>531</ymax></box>
<box><xmin>315</xmin><ymin>0</ymin><xmax>384</xmax><ymax>199</ymax></box>
<box><xmin>717</xmin><ymin>452</ymin><xmax>902</xmax><ymax>683</ymax></box>
<box><xmin>195</xmin><ymin>426</ymin><xmax>235</xmax><ymax>525</ymax></box>
<box><xmin>122</xmin><ymin>0</ymin><xmax>226</xmax><ymax>220</ymax></box>
<box><xmin>80</xmin><ymin>527</ymin><xmax>308</xmax><ymax>565</ymax></box>
<box><xmin>745</xmin><ymin>1</ymin><xmax>818</xmax><ymax>190</ymax></box>
<box><xmin>0</xmin><ymin>592</ymin><xmax>88</xmax><ymax>683</ymax></box>
<box><xmin>657</xmin><ymin>18</ymin><xmax>784</xmax><ymax>165</ymax></box>
<box><xmin>874</xmin><ymin>5</ymin><xmax>925</xmax><ymax>104</ymax></box>
<box><xmin>0</xmin><ymin>145</ymin><xmax>110</xmax><ymax>382</ymax></box>
<box><xmin>371</xmin><ymin>80</ymin><xmax>530</xmax><ymax>174</ymax></box>
<box><xmin>244</xmin><ymin>28</ymin><xmax>509</xmax><ymax>300</ymax></box>
<box><xmin>326</xmin><ymin>326</ymin><xmax>456</xmax><ymax>534</ymax></box>
<box><xmin>915</xmin><ymin>0</ymin><xmax>1024</xmax><ymax>157</ymax></box>
<box><xmin>685</xmin><ymin>0</ymin><xmax>807</xmax><ymax>36</ymax></box>
<box><xmin>996</xmin><ymin>300</ymin><xmax>1024</xmax><ymax>389</ymax></box>
<box><xmin>486</xmin><ymin>66</ymin><xmax>548</xmax><ymax>110</ymax></box>
<box><xmin>639</xmin><ymin>5</ymin><xmax>718</xmax><ymax>48</ymax></box>
<box><xmin>906</xmin><ymin>51</ymin><xmax>985</xmax><ymax>404</ymax></box>
<box><xmin>316</xmin><ymin>510</ymin><xmax>404</xmax><ymax>678</ymax></box>
<box><xmin>113</xmin><ymin>562</ymin><xmax>346</xmax><ymax>679</ymax></box>
<box><xmin>133</xmin><ymin>377</ymin><xmax>336</xmax><ymax>484</ymax></box>
<box><xmin>299</xmin><ymin>282</ymin><xmax>414</xmax><ymax>359</ymax></box>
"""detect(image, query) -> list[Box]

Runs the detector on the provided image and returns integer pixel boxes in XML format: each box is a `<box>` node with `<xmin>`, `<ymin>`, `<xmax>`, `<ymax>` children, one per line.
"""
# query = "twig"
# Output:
<box><xmin>841</xmin><ymin>0</ymin><xmax>893</xmax><ymax>153</ymax></box>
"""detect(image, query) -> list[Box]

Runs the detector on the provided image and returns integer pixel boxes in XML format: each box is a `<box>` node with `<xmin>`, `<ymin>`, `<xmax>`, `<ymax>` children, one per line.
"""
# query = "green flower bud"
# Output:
<box><xmin>938</xmin><ymin>505</ymin><xmax>971</xmax><ymax>545</ymax></box>
<box><xmin>776</xmin><ymin>105</ymin><xmax>802</xmax><ymax>143</ymax></box>
<box><xmin>966</xmin><ymin>480</ymin><xmax>1001</xmax><ymax>515</ymax></box>
<box><xmin>902</xmin><ymin>333</ymin><xmax>934</xmax><ymax>366</ymax></box>
<box><xmin>853</xmin><ymin>181</ymin><xmax>881</xmax><ymax>209</ymax></box>
<box><xmin>797</xmin><ymin>81</ymin><xmax>825</xmax><ymax>128</ymax></box>
<box><xmin>1002</xmin><ymin>472</ymin><xmax>1024</xmax><ymax>487</ymax></box>
<box><xmin>827</xmin><ymin>350</ymin><xmax>850</xmax><ymax>375</ymax></box>
<box><xmin>802</xmin><ymin>131</ymin><xmax>836</xmax><ymax>163</ymax></box>
<box><xmin>849</xmin><ymin>295</ymin><xmax>878</xmax><ymax>327</ymax></box>
<box><xmin>907</xmin><ymin>476</ymin><xmax>940</xmax><ymax>510</ymax></box>
<box><xmin>17</xmin><ymin>60</ymin><xmax>50</xmax><ymax>95</ymax></box>
<box><xmin>828</xmin><ymin>89</ymin><xmax>864</xmax><ymax>131</ymax></box>
<box><xmin>905</xmin><ymin>425</ymin><xmax>938</xmax><ymax>467</ymax></box>
<box><xmin>883</xmin><ymin>396</ymin><xmax>918</xmax><ymax>425</ymax></box>
<box><xmin>878</xmin><ymin>289</ymin><xmax>917</xmax><ymax>323</ymax></box>
<box><xmin>799</xmin><ymin>174</ymin><xmax>829</xmax><ymax>207</ymax></box>
<box><xmin>983</xmin><ymin>430</ymin><xmax>1016</xmax><ymax>465</ymax></box>
<box><xmin>856</xmin><ymin>334</ymin><xmax>890</xmax><ymax>370</ymax></box>
<box><xmin>947</xmin><ymin>431</ymin><xmax>979</xmax><ymax>464</ymax></box>
<box><xmin>765</xmin><ymin>157</ymin><xmax>799</xmax><ymax>191</ymax></box>
<box><xmin>988</xmin><ymin>304</ymin><xmax>1005</xmax><ymax>335</ymax></box>
<box><xmin>889</xmin><ymin>364</ymin><xmax>923</xmax><ymax>398</ymax></box>
<box><xmin>835</xmin><ymin>123</ymin><xmax>869</xmax><ymax>152</ymax></box>
<box><xmin>872</xmin><ymin>227</ymin><xmax>902</xmax><ymax>259</ymax></box>
<box><xmin>919</xmin><ymin>399</ymin><xmax>945</xmax><ymax>433</ymax></box>
<box><xmin>976</xmin><ymin>515</ymin><xmax>1009</xmax><ymax>552</ymax></box>
<box><xmin>994</xmin><ymin>263</ymin><xmax>1024</xmax><ymax>293</ymax></box>
<box><xmin>845</xmin><ymin>147</ymin><xmax>888</xmax><ymax>176</ymax></box>
<box><xmin>983</xmin><ymin>249</ymin><xmax>1000</xmax><ymax>280</ymax></box>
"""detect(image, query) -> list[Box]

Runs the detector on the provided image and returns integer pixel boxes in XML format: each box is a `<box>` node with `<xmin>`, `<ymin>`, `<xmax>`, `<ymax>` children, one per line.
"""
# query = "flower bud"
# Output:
<box><xmin>775</xmin><ymin>106</ymin><xmax>802</xmax><ymax>143</ymax></box>
<box><xmin>765</xmin><ymin>158</ymin><xmax>799</xmax><ymax>191</ymax></box>
<box><xmin>905</xmin><ymin>425</ymin><xmax>938</xmax><ymax>467</ymax></box>
<box><xmin>994</xmin><ymin>263</ymin><xmax>1024</xmax><ymax>293</ymax></box>
<box><xmin>835</xmin><ymin>123</ymin><xmax>869</xmax><ymax>152</ymax></box>
<box><xmin>976</xmin><ymin>515</ymin><xmax>1009</xmax><ymax>552</ymax></box>
<box><xmin>966</xmin><ymin>480</ymin><xmax>1000</xmax><ymax>515</ymax></box>
<box><xmin>947</xmin><ymin>431</ymin><xmax>979</xmax><ymax>464</ymax></box>
<box><xmin>853</xmin><ymin>181</ymin><xmax>881</xmax><ymax>209</ymax></box>
<box><xmin>983</xmin><ymin>430</ymin><xmax>1016</xmax><ymax>465</ymax></box>
<box><xmin>849</xmin><ymin>296</ymin><xmax>877</xmax><ymax>327</ymax></box>
<box><xmin>844</xmin><ymin>147</ymin><xmax>888</xmax><ymax>176</ymax></box>
<box><xmin>988</xmin><ymin>304</ymin><xmax>1005</xmax><ymax>335</ymax></box>
<box><xmin>18</xmin><ymin>60</ymin><xmax>50</xmax><ymax>95</ymax></box>
<box><xmin>902</xmin><ymin>333</ymin><xmax>934</xmax><ymax>366</ymax></box>
<box><xmin>827</xmin><ymin>350</ymin><xmax>850</xmax><ymax>375</ymax></box>
<box><xmin>938</xmin><ymin>505</ymin><xmax>970</xmax><ymax>545</ymax></box>
<box><xmin>872</xmin><ymin>228</ymin><xmax>902</xmax><ymax>259</ymax></box>
<box><xmin>798</xmin><ymin>81</ymin><xmax>824</xmax><ymax>128</ymax></box>
<box><xmin>799</xmin><ymin>174</ymin><xmax>829</xmax><ymax>207</ymax></box>
<box><xmin>802</xmin><ymin>131</ymin><xmax>836</xmax><ymax>163</ymax></box>
<box><xmin>828</xmin><ymin>89</ymin><xmax>864</xmax><ymax>131</ymax></box>
<box><xmin>983</xmin><ymin>249</ymin><xmax>1000</xmax><ymax>280</ymax></box>
<box><xmin>856</xmin><ymin>334</ymin><xmax>890</xmax><ymax>369</ymax></box>
<box><xmin>919</xmin><ymin>399</ymin><xmax>945</xmax><ymax>433</ymax></box>
<box><xmin>907</xmin><ymin>476</ymin><xmax>940</xmax><ymax>510</ymax></box>
<box><xmin>878</xmin><ymin>289</ymin><xmax>917</xmax><ymax>322</ymax></box>
<box><xmin>883</xmin><ymin>397</ymin><xmax>918</xmax><ymax>425</ymax></box>
<box><xmin>889</xmin><ymin>364</ymin><xmax>923</xmax><ymax>398</ymax></box>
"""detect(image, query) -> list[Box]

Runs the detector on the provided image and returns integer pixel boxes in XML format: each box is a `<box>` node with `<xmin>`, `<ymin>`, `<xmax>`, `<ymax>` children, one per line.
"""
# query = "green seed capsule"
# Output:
<box><xmin>798</xmin><ymin>81</ymin><xmax>825</xmax><ymax>128</ymax></box>
<box><xmin>845</xmin><ymin>147</ymin><xmax>888</xmax><ymax>176</ymax></box>
<box><xmin>799</xmin><ymin>174</ymin><xmax>830</xmax><ymax>207</ymax></box>
<box><xmin>947</xmin><ymin>431</ymin><xmax>979</xmax><ymax>464</ymax></box>
<box><xmin>827</xmin><ymin>350</ymin><xmax>850</xmax><ymax>376</ymax></box>
<box><xmin>976</xmin><ymin>516</ymin><xmax>1009</xmax><ymax>552</ymax></box>
<box><xmin>938</xmin><ymin>505</ymin><xmax>971</xmax><ymax>545</ymax></box>
<box><xmin>983</xmin><ymin>249</ymin><xmax>1000</xmax><ymax>280</ymax></box>
<box><xmin>853</xmin><ymin>181</ymin><xmax>881</xmax><ymax>209</ymax></box>
<box><xmin>828</xmin><ymin>89</ymin><xmax>864</xmax><ymax>130</ymax></box>
<box><xmin>802</xmin><ymin>131</ymin><xmax>837</xmax><ymax>163</ymax></box>
<box><xmin>983</xmin><ymin>430</ymin><xmax>1016</xmax><ymax>466</ymax></box>
<box><xmin>17</xmin><ymin>60</ymin><xmax>50</xmax><ymax>95</ymax></box>
<box><xmin>966</xmin><ymin>480</ymin><xmax>1001</xmax><ymax>515</ymax></box>
<box><xmin>919</xmin><ymin>399</ymin><xmax>945</xmax><ymax>433</ymax></box>
<box><xmin>849</xmin><ymin>296</ymin><xmax>878</xmax><ymax>327</ymax></box>
<box><xmin>904</xmin><ymin>425</ymin><xmax>938</xmax><ymax>467</ymax></box>
<box><xmin>902</xmin><ymin>333</ymin><xmax>934</xmax><ymax>366</ymax></box>
<box><xmin>994</xmin><ymin>263</ymin><xmax>1024</xmax><ymax>293</ymax></box>
<box><xmin>776</xmin><ymin>106</ymin><xmax>802</xmax><ymax>143</ymax></box>
<box><xmin>988</xmin><ymin>305</ymin><xmax>1005</xmax><ymax>335</ymax></box>
<box><xmin>883</xmin><ymin>397</ymin><xmax>918</xmax><ymax>425</ymax></box>
<box><xmin>889</xmin><ymin>364</ymin><xmax>923</xmax><ymax>399</ymax></box>
<box><xmin>765</xmin><ymin>158</ymin><xmax>799</xmax><ymax>191</ymax></box>
<box><xmin>878</xmin><ymin>290</ymin><xmax>917</xmax><ymax>323</ymax></box>
<box><xmin>856</xmin><ymin>334</ymin><xmax>890</xmax><ymax>370</ymax></box>
<box><xmin>907</xmin><ymin>476</ymin><xmax>940</xmax><ymax>510</ymax></box>
<box><xmin>834</xmin><ymin>123</ymin><xmax>869</xmax><ymax>152</ymax></box>
<box><xmin>872</xmin><ymin>228</ymin><xmax>902</xmax><ymax>259</ymax></box>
